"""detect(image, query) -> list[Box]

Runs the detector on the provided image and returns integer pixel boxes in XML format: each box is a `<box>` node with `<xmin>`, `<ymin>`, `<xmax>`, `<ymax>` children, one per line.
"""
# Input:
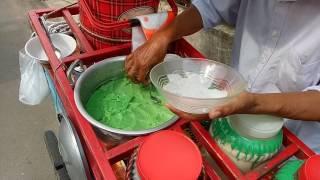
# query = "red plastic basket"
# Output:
<box><xmin>79</xmin><ymin>0</ymin><xmax>177</xmax><ymax>49</ymax></box>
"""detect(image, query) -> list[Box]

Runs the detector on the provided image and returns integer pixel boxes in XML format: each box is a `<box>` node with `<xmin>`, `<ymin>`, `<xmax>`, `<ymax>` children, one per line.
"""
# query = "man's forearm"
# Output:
<box><xmin>251</xmin><ymin>91</ymin><xmax>320</xmax><ymax>121</ymax></box>
<box><xmin>153</xmin><ymin>5</ymin><xmax>203</xmax><ymax>44</ymax></box>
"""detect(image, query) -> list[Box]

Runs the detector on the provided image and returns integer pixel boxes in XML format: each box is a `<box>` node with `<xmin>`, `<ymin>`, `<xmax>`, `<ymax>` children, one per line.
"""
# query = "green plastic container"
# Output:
<box><xmin>209</xmin><ymin>117</ymin><xmax>283</xmax><ymax>172</ymax></box>
<box><xmin>275</xmin><ymin>160</ymin><xmax>304</xmax><ymax>180</ymax></box>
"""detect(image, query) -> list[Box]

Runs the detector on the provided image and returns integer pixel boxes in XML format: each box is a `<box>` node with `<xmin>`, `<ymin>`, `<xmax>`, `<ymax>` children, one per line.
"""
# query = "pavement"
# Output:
<box><xmin>0</xmin><ymin>0</ymin><xmax>74</xmax><ymax>179</ymax></box>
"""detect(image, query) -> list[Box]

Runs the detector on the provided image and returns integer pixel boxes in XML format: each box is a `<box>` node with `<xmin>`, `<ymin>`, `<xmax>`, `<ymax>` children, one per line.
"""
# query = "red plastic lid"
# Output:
<box><xmin>298</xmin><ymin>155</ymin><xmax>320</xmax><ymax>180</ymax></box>
<box><xmin>136</xmin><ymin>130</ymin><xmax>202</xmax><ymax>180</ymax></box>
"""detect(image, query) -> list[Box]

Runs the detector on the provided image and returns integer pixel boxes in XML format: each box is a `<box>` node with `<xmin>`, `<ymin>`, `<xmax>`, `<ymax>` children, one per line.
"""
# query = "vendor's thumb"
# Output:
<box><xmin>208</xmin><ymin>104</ymin><xmax>236</xmax><ymax>119</ymax></box>
<box><xmin>208</xmin><ymin>110</ymin><xmax>222</xmax><ymax>119</ymax></box>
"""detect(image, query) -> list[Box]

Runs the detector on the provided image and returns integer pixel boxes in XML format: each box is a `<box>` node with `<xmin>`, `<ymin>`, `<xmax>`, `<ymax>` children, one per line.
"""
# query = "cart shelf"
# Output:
<box><xmin>28</xmin><ymin>6</ymin><xmax>315</xmax><ymax>180</ymax></box>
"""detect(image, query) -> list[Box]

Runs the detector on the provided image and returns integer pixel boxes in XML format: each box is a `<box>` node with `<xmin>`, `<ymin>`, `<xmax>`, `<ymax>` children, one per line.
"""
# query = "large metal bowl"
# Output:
<box><xmin>74</xmin><ymin>56</ymin><xmax>178</xmax><ymax>136</ymax></box>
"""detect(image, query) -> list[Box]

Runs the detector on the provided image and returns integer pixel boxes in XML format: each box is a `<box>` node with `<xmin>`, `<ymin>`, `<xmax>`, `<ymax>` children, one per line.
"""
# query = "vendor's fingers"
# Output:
<box><xmin>144</xmin><ymin>71</ymin><xmax>151</xmax><ymax>85</ymax></box>
<box><xmin>166</xmin><ymin>104</ymin><xmax>209</xmax><ymax>121</ymax></box>
<box><xmin>125</xmin><ymin>60</ymin><xmax>133</xmax><ymax>73</ymax></box>
<box><xmin>136</xmin><ymin>66</ymin><xmax>149</xmax><ymax>84</ymax></box>
<box><xmin>208</xmin><ymin>104</ymin><xmax>236</xmax><ymax>119</ymax></box>
<box><xmin>125</xmin><ymin>54</ymin><xmax>134</xmax><ymax>72</ymax></box>
<box><xmin>126</xmin><ymin>63</ymin><xmax>134</xmax><ymax>76</ymax></box>
<box><xmin>127</xmin><ymin>65</ymin><xmax>138</xmax><ymax>82</ymax></box>
<box><xmin>208</xmin><ymin>109</ymin><xmax>223</xmax><ymax>119</ymax></box>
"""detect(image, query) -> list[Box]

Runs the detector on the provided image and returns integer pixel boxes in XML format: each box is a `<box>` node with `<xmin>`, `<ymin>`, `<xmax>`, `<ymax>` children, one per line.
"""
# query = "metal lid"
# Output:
<box><xmin>298</xmin><ymin>155</ymin><xmax>320</xmax><ymax>180</ymax></box>
<box><xmin>136</xmin><ymin>130</ymin><xmax>202</xmax><ymax>180</ymax></box>
<box><xmin>229</xmin><ymin>114</ymin><xmax>284</xmax><ymax>139</ymax></box>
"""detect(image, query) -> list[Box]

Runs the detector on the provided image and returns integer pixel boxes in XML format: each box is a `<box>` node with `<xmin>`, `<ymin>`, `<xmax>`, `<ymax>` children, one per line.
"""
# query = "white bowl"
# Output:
<box><xmin>25</xmin><ymin>33</ymin><xmax>76</xmax><ymax>64</ymax></box>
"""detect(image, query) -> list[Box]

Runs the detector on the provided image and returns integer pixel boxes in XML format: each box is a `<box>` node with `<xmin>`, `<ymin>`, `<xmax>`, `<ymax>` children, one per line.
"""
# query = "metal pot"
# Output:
<box><xmin>74</xmin><ymin>56</ymin><xmax>178</xmax><ymax>137</ymax></box>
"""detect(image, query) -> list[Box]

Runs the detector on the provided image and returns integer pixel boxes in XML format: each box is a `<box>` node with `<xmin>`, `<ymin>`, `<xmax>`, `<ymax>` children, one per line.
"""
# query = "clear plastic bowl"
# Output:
<box><xmin>150</xmin><ymin>58</ymin><xmax>247</xmax><ymax>114</ymax></box>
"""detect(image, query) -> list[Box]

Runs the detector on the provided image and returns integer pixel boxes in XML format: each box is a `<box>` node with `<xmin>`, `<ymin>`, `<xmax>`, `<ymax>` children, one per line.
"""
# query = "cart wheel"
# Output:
<box><xmin>44</xmin><ymin>131</ymin><xmax>71</xmax><ymax>180</ymax></box>
<box><xmin>58</xmin><ymin>115</ymin><xmax>91</xmax><ymax>180</ymax></box>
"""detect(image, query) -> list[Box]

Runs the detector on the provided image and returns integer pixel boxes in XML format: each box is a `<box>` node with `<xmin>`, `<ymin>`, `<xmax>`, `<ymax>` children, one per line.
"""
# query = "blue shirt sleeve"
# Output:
<box><xmin>192</xmin><ymin>0</ymin><xmax>241</xmax><ymax>29</ymax></box>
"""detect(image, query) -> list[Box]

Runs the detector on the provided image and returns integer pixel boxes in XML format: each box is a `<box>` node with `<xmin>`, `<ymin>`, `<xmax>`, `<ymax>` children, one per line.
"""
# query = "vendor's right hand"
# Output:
<box><xmin>125</xmin><ymin>35</ymin><xmax>169</xmax><ymax>84</ymax></box>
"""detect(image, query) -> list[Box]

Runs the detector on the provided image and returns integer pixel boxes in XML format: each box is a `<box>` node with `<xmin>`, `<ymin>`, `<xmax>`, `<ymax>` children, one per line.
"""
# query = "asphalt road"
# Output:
<box><xmin>0</xmin><ymin>0</ymin><xmax>59</xmax><ymax>179</ymax></box>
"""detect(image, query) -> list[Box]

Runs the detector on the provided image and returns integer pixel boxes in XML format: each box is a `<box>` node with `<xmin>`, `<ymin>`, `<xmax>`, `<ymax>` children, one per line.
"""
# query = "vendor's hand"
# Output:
<box><xmin>166</xmin><ymin>92</ymin><xmax>257</xmax><ymax>121</ymax></box>
<box><xmin>166</xmin><ymin>104</ymin><xmax>210</xmax><ymax>121</ymax></box>
<box><xmin>125</xmin><ymin>34</ymin><xmax>170</xmax><ymax>84</ymax></box>
<box><xmin>208</xmin><ymin>92</ymin><xmax>256</xmax><ymax>119</ymax></box>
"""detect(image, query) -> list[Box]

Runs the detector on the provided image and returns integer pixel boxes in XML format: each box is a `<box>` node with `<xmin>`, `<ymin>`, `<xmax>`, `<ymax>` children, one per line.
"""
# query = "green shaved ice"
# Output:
<box><xmin>85</xmin><ymin>76</ymin><xmax>174</xmax><ymax>131</ymax></box>
<box><xmin>275</xmin><ymin>160</ymin><xmax>304</xmax><ymax>180</ymax></box>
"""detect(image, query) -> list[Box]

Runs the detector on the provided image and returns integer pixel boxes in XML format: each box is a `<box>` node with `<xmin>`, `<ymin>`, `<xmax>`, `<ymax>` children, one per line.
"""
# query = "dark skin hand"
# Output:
<box><xmin>167</xmin><ymin>91</ymin><xmax>320</xmax><ymax>121</ymax></box>
<box><xmin>125</xmin><ymin>34</ymin><xmax>169</xmax><ymax>83</ymax></box>
<box><xmin>125</xmin><ymin>5</ymin><xmax>203</xmax><ymax>83</ymax></box>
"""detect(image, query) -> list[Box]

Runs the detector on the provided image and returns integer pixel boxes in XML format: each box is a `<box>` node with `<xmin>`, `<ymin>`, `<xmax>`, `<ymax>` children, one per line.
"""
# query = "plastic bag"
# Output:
<box><xmin>19</xmin><ymin>49</ymin><xmax>49</xmax><ymax>105</ymax></box>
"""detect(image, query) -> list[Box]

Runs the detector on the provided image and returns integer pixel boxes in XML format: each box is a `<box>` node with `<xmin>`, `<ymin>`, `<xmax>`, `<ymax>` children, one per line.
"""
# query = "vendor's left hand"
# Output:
<box><xmin>166</xmin><ymin>92</ymin><xmax>256</xmax><ymax>120</ymax></box>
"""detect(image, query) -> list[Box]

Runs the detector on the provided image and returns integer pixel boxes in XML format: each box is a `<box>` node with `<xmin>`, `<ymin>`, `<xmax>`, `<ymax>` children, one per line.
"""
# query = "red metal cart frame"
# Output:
<box><xmin>28</xmin><ymin>5</ymin><xmax>315</xmax><ymax>180</ymax></box>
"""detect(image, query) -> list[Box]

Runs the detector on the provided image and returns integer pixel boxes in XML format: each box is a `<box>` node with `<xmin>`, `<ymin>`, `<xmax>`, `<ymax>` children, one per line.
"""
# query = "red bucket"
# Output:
<box><xmin>79</xmin><ymin>0</ymin><xmax>166</xmax><ymax>49</ymax></box>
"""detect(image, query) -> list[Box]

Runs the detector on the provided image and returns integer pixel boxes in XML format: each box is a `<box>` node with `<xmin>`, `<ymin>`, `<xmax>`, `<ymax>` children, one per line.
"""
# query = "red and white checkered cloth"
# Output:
<box><xmin>79</xmin><ymin>0</ymin><xmax>160</xmax><ymax>49</ymax></box>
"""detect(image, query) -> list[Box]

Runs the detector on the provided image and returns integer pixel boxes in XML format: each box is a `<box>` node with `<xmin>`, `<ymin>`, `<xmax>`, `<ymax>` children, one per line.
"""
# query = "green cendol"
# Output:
<box><xmin>85</xmin><ymin>75</ymin><xmax>174</xmax><ymax>131</ymax></box>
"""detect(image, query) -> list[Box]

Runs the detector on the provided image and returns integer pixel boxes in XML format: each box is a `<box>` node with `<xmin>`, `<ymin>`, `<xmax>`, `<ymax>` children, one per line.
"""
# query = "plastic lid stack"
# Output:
<box><xmin>127</xmin><ymin>130</ymin><xmax>202</xmax><ymax>180</ymax></box>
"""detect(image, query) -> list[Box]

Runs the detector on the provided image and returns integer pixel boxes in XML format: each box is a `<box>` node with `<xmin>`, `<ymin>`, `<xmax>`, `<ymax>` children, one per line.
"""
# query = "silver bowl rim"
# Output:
<box><xmin>74</xmin><ymin>56</ymin><xmax>178</xmax><ymax>136</ymax></box>
<box><xmin>150</xmin><ymin>58</ymin><xmax>247</xmax><ymax>100</ymax></box>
